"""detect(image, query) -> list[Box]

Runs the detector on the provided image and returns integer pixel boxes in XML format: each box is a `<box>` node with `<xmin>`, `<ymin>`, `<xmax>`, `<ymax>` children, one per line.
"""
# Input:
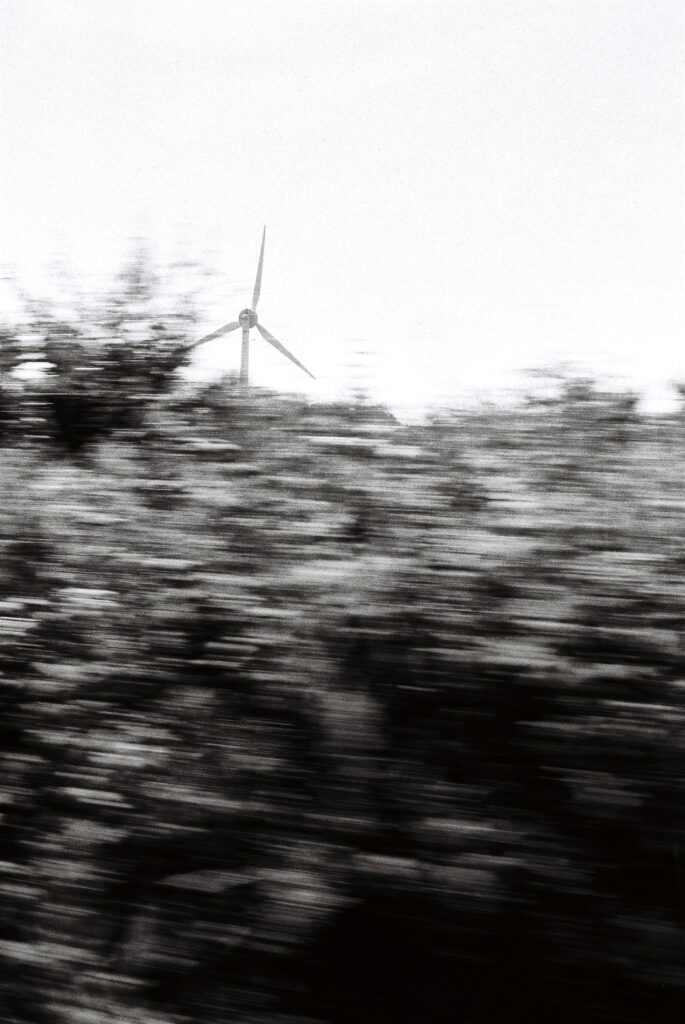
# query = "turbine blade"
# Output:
<box><xmin>251</xmin><ymin>226</ymin><xmax>266</xmax><ymax>310</ymax></box>
<box><xmin>256</xmin><ymin>322</ymin><xmax>315</xmax><ymax>379</ymax></box>
<box><xmin>183</xmin><ymin>321</ymin><xmax>241</xmax><ymax>352</ymax></box>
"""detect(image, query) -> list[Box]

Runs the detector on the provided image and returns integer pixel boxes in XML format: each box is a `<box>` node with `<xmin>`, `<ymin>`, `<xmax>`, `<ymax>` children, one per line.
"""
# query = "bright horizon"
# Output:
<box><xmin>1</xmin><ymin>0</ymin><xmax>683</xmax><ymax>412</ymax></box>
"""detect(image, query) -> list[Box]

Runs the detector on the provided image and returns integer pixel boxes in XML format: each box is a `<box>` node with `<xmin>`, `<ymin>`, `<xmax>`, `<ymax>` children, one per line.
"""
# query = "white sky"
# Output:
<box><xmin>1</xmin><ymin>0</ymin><xmax>683</xmax><ymax>410</ymax></box>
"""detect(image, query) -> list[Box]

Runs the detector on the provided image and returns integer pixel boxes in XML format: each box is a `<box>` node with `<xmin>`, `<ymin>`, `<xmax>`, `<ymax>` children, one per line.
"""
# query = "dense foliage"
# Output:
<box><xmin>0</xmin><ymin>283</ymin><xmax>683</xmax><ymax>1023</ymax></box>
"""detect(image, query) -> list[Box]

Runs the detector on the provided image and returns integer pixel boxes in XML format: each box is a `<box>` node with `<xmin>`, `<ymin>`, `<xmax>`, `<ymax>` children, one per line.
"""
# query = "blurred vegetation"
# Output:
<box><xmin>0</xmin><ymin>260</ymin><xmax>684</xmax><ymax>1023</ymax></box>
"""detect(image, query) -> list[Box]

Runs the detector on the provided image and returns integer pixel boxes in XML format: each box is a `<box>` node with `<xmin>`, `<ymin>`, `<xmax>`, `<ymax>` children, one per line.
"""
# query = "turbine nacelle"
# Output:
<box><xmin>239</xmin><ymin>308</ymin><xmax>258</xmax><ymax>329</ymax></box>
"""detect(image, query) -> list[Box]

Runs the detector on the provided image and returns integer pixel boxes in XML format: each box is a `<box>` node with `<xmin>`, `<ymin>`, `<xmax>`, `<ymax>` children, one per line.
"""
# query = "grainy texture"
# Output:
<box><xmin>0</xmin><ymin>301</ymin><xmax>684</xmax><ymax>1022</ymax></box>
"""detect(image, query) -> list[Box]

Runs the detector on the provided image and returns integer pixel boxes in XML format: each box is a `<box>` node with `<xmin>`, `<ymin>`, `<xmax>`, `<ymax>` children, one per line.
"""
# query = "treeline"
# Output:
<box><xmin>0</xmin><ymin>274</ymin><xmax>684</xmax><ymax>1023</ymax></box>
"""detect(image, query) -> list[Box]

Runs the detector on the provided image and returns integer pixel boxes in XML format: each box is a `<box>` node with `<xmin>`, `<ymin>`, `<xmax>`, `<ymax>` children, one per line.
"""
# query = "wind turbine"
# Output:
<box><xmin>183</xmin><ymin>228</ymin><xmax>315</xmax><ymax>385</ymax></box>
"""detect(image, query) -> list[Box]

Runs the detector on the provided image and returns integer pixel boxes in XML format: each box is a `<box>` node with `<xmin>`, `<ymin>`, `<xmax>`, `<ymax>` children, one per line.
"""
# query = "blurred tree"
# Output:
<box><xmin>0</xmin><ymin>302</ymin><xmax>683</xmax><ymax>1024</ymax></box>
<box><xmin>3</xmin><ymin>248</ymin><xmax>202</xmax><ymax>453</ymax></box>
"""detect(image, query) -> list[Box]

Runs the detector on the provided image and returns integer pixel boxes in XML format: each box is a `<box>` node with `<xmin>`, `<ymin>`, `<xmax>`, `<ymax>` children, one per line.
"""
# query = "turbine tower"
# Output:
<box><xmin>184</xmin><ymin>228</ymin><xmax>315</xmax><ymax>385</ymax></box>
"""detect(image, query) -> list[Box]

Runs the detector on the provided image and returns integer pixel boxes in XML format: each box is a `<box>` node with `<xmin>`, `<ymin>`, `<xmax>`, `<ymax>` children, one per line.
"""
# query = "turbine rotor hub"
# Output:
<box><xmin>239</xmin><ymin>308</ymin><xmax>258</xmax><ymax>328</ymax></box>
